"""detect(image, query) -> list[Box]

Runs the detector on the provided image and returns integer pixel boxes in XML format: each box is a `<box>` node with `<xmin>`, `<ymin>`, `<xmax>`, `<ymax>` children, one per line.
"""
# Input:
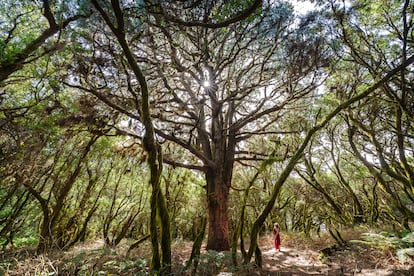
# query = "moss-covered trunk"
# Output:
<box><xmin>92</xmin><ymin>1</ymin><xmax>171</xmax><ymax>274</ymax></box>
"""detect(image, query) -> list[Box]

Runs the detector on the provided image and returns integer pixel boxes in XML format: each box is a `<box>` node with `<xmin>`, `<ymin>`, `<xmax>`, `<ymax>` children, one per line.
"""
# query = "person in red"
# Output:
<box><xmin>273</xmin><ymin>222</ymin><xmax>281</xmax><ymax>252</ymax></box>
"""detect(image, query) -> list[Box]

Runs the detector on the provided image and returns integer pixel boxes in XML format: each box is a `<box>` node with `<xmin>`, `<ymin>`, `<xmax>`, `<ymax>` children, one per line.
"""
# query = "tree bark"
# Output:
<box><xmin>91</xmin><ymin>1</ymin><xmax>172</xmax><ymax>273</ymax></box>
<box><xmin>206</xmin><ymin>169</ymin><xmax>231</xmax><ymax>251</ymax></box>
<box><xmin>185</xmin><ymin>216</ymin><xmax>207</xmax><ymax>272</ymax></box>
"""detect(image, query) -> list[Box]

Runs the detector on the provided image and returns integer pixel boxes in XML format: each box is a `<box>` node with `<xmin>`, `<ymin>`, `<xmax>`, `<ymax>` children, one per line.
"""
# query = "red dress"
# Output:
<box><xmin>273</xmin><ymin>228</ymin><xmax>280</xmax><ymax>250</ymax></box>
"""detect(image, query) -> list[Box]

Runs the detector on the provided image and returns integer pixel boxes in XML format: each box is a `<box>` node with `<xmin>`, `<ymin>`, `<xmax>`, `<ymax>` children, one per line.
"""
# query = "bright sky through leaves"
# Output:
<box><xmin>288</xmin><ymin>0</ymin><xmax>315</xmax><ymax>14</ymax></box>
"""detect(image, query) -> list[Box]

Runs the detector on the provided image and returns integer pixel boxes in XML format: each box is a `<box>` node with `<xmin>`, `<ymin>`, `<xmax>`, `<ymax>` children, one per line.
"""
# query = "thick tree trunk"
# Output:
<box><xmin>206</xmin><ymin>170</ymin><xmax>230</xmax><ymax>251</ymax></box>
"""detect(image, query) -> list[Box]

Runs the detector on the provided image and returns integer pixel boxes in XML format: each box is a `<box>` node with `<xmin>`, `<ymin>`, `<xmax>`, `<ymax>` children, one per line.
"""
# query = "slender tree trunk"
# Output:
<box><xmin>150</xmin><ymin>185</ymin><xmax>161</xmax><ymax>271</ymax></box>
<box><xmin>91</xmin><ymin>2</ymin><xmax>172</xmax><ymax>273</ymax></box>
<box><xmin>185</xmin><ymin>216</ymin><xmax>207</xmax><ymax>272</ymax></box>
<box><xmin>157</xmin><ymin>180</ymin><xmax>172</xmax><ymax>271</ymax></box>
<box><xmin>37</xmin><ymin>208</ymin><xmax>52</xmax><ymax>254</ymax></box>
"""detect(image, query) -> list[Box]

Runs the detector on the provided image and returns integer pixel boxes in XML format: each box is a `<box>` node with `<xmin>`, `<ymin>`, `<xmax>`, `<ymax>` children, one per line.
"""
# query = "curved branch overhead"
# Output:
<box><xmin>147</xmin><ymin>0</ymin><xmax>262</xmax><ymax>28</ymax></box>
<box><xmin>0</xmin><ymin>0</ymin><xmax>92</xmax><ymax>82</ymax></box>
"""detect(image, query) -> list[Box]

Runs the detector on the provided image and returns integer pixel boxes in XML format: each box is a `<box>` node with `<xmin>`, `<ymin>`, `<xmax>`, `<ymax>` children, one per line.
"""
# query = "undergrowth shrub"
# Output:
<box><xmin>351</xmin><ymin>231</ymin><xmax>414</xmax><ymax>264</ymax></box>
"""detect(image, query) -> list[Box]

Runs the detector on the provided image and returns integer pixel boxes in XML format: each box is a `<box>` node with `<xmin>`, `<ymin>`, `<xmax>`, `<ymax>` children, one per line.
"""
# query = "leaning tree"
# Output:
<box><xmin>324</xmin><ymin>0</ymin><xmax>414</xmax><ymax>229</ymax></box>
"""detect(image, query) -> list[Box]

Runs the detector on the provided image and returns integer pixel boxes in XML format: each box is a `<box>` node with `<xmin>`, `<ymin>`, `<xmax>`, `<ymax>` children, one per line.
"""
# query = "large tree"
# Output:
<box><xmin>130</xmin><ymin>0</ymin><xmax>328</xmax><ymax>251</ymax></box>
<box><xmin>65</xmin><ymin>0</ymin><xmax>328</xmax><ymax>252</ymax></box>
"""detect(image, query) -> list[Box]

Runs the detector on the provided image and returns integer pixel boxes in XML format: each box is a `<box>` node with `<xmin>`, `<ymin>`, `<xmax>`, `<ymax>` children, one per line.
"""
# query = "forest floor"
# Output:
<box><xmin>170</xmin><ymin>230</ymin><xmax>414</xmax><ymax>275</ymax></box>
<box><xmin>1</xmin><ymin>230</ymin><xmax>414</xmax><ymax>275</ymax></box>
<box><xmin>254</xmin><ymin>232</ymin><xmax>414</xmax><ymax>275</ymax></box>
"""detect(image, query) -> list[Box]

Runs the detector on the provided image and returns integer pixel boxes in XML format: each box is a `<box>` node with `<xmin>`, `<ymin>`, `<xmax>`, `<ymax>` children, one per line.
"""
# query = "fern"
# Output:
<box><xmin>350</xmin><ymin>231</ymin><xmax>414</xmax><ymax>263</ymax></box>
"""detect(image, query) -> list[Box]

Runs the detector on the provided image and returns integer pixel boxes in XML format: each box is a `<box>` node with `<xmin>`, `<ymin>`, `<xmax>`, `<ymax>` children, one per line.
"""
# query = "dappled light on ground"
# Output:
<box><xmin>256</xmin><ymin>233</ymin><xmax>414</xmax><ymax>275</ymax></box>
<box><xmin>1</xmin><ymin>232</ymin><xmax>414</xmax><ymax>275</ymax></box>
<box><xmin>262</xmin><ymin>246</ymin><xmax>326</xmax><ymax>274</ymax></box>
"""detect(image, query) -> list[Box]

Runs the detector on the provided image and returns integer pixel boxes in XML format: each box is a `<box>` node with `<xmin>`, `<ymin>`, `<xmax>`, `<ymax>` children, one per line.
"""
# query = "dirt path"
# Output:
<box><xmin>261</xmin><ymin>245</ymin><xmax>328</xmax><ymax>274</ymax></box>
<box><xmin>2</xmin><ymin>237</ymin><xmax>413</xmax><ymax>275</ymax></box>
<box><xmin>259</xmin><ymin>242</ymin><xmax>408</xmax><ymax>275</ymax></box>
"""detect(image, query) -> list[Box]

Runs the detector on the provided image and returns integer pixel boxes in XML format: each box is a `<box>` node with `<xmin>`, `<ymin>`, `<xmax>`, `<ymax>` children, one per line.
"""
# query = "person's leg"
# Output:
<box><xmin>276</xmin><ymin>236</ymin><xmax>281</xmax><ymax>251</ymax></box>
